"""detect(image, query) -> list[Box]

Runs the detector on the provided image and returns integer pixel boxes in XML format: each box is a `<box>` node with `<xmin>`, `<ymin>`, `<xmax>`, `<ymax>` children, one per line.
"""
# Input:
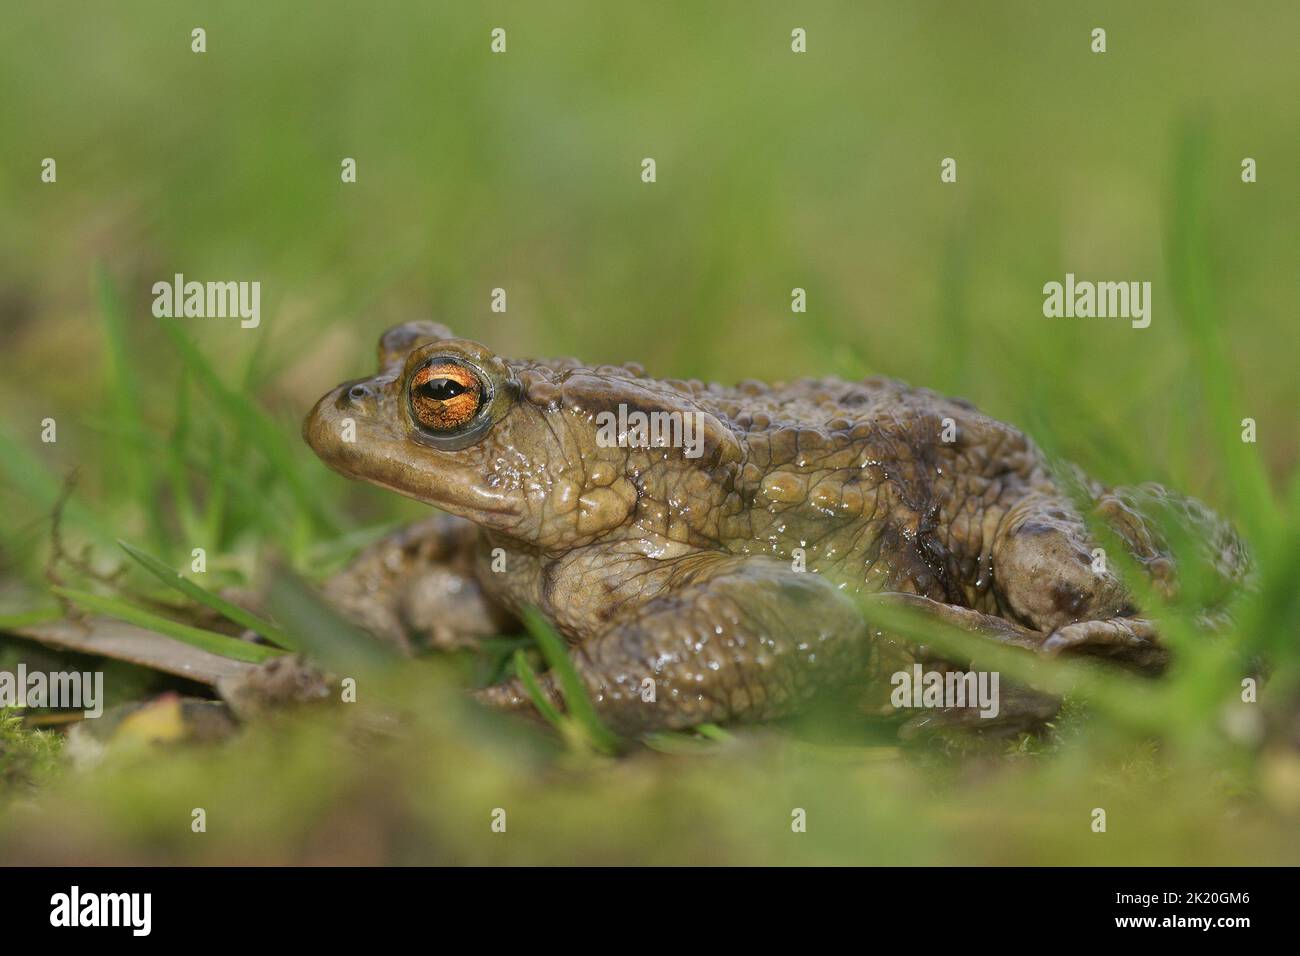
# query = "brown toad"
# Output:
<box><xmin>302</xmin><ymin>322</ymin><xmax>1249</xmax><ymax>735</ymax></box>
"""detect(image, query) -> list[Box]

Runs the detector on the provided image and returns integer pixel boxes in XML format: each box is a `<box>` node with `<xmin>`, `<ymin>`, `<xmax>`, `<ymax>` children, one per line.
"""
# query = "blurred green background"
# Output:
<box><xmin>0</xmin><ymin>1</ymin><xmax>1297</xmax><ymax>864</ymax></box>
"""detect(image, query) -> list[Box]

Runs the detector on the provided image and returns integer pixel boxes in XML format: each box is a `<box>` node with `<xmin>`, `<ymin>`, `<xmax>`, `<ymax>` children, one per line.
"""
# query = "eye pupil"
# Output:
<box><xmin>420</xmin><ymin>378</ymin><xmax>467</xmax><ymax>401</ymax></box>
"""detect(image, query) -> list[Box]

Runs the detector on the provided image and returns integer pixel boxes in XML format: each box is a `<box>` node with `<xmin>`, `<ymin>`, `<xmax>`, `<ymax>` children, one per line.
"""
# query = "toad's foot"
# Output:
<box><xmin>1039</xmin><ymin>617</ymin><xmax>1168</xmax><ymax>671</ymax></box>
<box><xmin>324</xmin><ymin>515</ymin><xmax>515</xmax><ymax>654</ymax></box>
<box><xmin>864</xmin><ymin>592</ymin><xmax>1166</xmax><ymax>672</ymax></box>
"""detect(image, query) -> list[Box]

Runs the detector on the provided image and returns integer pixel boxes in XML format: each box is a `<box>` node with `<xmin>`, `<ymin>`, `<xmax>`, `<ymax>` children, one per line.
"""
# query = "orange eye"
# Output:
<box><xmin>409</xmin><ymin>361</ymin><xmax>484</xmax><ymax>432</ymax></box>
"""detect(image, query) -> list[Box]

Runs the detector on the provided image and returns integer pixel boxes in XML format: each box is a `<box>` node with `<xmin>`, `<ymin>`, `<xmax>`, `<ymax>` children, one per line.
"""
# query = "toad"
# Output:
<box><xmin>302</xmin><ymin>322</ymin><xmax>1249</xmax><ymax>734</ymax></box>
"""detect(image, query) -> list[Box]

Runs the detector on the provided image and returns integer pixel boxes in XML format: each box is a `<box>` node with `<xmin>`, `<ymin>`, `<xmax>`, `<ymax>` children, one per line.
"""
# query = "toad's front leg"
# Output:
<box><xmin>325</xmin><ymin>514</ymin><xmax>516</xmax><ymax>654</ymax></box>
<box><xmin>475</xmin><ymin>557</ymin><xmax>875</xmax><ymax>735</ymax></box>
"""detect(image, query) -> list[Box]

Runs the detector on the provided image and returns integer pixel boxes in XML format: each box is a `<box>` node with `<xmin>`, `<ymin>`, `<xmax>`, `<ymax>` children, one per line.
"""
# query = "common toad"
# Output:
<box><xmin>302</xmin><ymin>322</ymin><xmax>1248</xmax><ymax>734</ymax></box>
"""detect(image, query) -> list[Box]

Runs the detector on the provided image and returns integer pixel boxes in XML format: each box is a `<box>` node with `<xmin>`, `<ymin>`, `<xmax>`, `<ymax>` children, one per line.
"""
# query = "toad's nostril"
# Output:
<box><xmin>348</xmin><ymin>383</ymin><xmax>372</xmax><ymax>402</ymax></box>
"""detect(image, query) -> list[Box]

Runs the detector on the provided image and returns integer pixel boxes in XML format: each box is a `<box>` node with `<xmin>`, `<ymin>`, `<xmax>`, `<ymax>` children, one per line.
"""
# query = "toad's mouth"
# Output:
<box><xmin>364</xmin><ymin>473</ymin><xmax>520</xmax><ymax>518</ymax></box>
<box><xmin>307</xmin><ymin>433</ymin><xmax>520</xmax><ymax>520</ymax></box>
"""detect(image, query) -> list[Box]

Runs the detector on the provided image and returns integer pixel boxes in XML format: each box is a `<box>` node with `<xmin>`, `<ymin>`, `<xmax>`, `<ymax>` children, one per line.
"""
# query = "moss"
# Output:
<box><xmin>0</xmin><ymin>710</ymin><xmax>62</xmax><ymax>796</ymax></box>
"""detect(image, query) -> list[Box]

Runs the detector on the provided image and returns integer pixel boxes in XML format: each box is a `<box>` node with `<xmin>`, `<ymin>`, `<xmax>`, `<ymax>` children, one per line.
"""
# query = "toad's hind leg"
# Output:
<box><xmin>990</xmin><ymin>484</ymin><xmax>1247</xmax><ymax>673</ymax></box>
<box><xmin>324</xmin><ymin>515</ymin><xmax>516</xmax><ymax>654</ymax></box>
<box><xmin>475</xmin><ymin>557</ymin><xmax>874</xmax><ymax>735</ymax></box>
<box><xmin>474</xmin><ymin>577</ymin><xmax>1068</xmax><ymax>736</ymax></box>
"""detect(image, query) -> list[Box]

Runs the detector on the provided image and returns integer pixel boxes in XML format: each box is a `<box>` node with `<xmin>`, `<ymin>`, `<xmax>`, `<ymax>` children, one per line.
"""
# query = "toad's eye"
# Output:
<box><xmin>409</xmin><ymin>361</ymin><xmax>484</xmax><ymax>432</ymax></box>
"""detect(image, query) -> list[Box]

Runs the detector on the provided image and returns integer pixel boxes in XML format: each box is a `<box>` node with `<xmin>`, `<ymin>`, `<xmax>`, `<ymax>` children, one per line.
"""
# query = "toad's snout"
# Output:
<box><xmin>303</xmin><ymin>378</ymin><xmax>374</xmax><ymax>459</ymax></box>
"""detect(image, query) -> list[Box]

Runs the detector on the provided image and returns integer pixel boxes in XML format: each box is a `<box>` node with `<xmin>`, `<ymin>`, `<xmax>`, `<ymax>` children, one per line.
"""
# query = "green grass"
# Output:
<box><xmin>116</xmin><ymin>538</ymin><xmax>299</xmax><ymax>651</ymax></box>
<box><xmin>48</xmin><ymin>586</ymin><xmax>283</xmax><ymax>665</ymax></box>
<box><xmin>517</xmin><ymin>607</ymin><xmax>622</xmax><ymax>756</ymax></box>
<box><xmin>0</xmin><ymin>1</ymin><xmax>1297</xmax><ymax>864</ymax></box>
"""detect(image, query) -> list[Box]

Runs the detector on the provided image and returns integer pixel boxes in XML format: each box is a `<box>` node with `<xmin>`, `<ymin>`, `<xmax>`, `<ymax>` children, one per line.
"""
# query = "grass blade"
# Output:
<box><xmin>1165</xmin><ymin>121</ymin><xmax>1277</xmax><ymax>535</ymax></box>
<box><xmin>520</xmin><ymin>606</ymin><xmax>620</xmax><ymax>754</ymax></box>
<box><xmin>49</xmin><ymin>586</ymin><xmax>282</xmax><ymax>664</ymax></box>
<box><xmin>512</xmin><ymin>650</ymin><xmax>565</xmax><ymax>729</ymax></box>
<box><xmin>694</xmin><ymin>723</ymin><xmax>733</xmax><ymax>743</ymax></box>
<box><xmin>160</xmin><ymin>321</ymin><xmax>343</xmax><ymax>537</ymax></box>
<box><xmin>263</xmin><ymin>565</ymin><xmax>395</xmax><ymax>673</ymax></box>
<box><xmin>117</xmin><ymin>539</ymin><xmax>299</xmax><ymax>651</ymax></box>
